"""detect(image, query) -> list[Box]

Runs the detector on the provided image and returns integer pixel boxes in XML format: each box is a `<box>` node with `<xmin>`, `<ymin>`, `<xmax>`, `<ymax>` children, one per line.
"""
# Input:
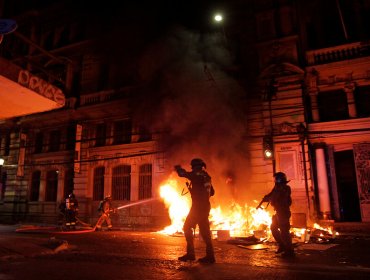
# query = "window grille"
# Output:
<box><xmin>30</xmin><ymin>171</ymin><xmax>41</xmax><ymax>201</ymax></box>
<box><xmin>45</xmin><ymin>170</ymin><xmax>58</xmax><ymax>201</ymax></box>
<box><xmin>112</xmin><ymin>165</ymin><xmax>131</xmax><ymax>200</ymax></box>
<box><xmin>93</xmin><ymin>166</ymin><xmax>105</xmax><ymax>201</ymax></box>
<box><xmin>139</xmin><ymin>164</ymin><xmax>152</xmax><ymax>199</ymax></box>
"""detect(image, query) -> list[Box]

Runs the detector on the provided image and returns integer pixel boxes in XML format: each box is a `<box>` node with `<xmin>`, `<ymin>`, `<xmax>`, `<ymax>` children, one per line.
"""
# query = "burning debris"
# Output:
<box><xmin>158</xmin><ymin>176</ymin><xmax>339</xmax><ymax>247</ymax></box>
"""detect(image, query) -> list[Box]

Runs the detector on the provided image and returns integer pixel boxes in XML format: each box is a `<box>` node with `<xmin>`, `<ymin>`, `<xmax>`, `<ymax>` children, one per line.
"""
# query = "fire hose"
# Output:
<box><xmin>15</xmin><ymin>197</ymin><xmax>159</xmax><ymax>234</ymax></box>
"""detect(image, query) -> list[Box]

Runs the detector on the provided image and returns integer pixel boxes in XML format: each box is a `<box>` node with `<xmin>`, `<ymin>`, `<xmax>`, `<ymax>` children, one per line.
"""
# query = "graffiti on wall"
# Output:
<box><xmin>17</xmin><ymin>70</ymin><xmax>65</xmax><ymax>106</ymax></box>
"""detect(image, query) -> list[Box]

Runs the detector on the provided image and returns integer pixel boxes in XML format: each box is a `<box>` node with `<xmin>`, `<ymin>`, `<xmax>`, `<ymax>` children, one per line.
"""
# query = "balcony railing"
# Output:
<box><xmin>79</xmin><ymin>87</ymin><xmax>134</xmax><ymax>106</ymax></box>
<box><xmin>306</xmin><ymin>42</ymin><xmax>370</xmax><ymax>66</ymax></box>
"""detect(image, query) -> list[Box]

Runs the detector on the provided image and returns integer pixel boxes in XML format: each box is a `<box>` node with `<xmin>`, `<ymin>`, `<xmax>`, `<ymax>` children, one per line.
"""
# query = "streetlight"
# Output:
<box><xmin>213</xmin><ymin>13</ymin><xmax>228</xmax><ymax>46</ymax></box>
<box><xmin>214</xmin><ymin>14</ymin><xmax>223</xmax><ymax>22</ymax></box>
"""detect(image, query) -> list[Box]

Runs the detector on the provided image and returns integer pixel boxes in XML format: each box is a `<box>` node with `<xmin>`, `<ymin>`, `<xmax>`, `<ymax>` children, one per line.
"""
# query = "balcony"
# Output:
<box><xmin>306</xmin><ymin>42</ymin><xmax>370</xmax><ymax>66</ymax></box>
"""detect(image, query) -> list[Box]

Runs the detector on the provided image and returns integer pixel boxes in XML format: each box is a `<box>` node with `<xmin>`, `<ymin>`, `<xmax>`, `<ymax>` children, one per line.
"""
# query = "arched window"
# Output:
<box><xmin>30</xmin><ymin>171</ymin><xmax>41</xmax><ymax>201</ymax></box>
<box><xmin>64</xmin><ymin>169</ymin><xmax>74</xmax><ymax>198</ymax></box>
<box><xmin>112</xmin><ymin>165</ymin><xmax>131</xmax><ymax>200</ymax></box>
<box><xmin>46</xmin><ymin>170</ymin><xmax>58</xmax><ymax>201</ymax></box>
<box><xmin>93</xmin><ymin>166</ymin><xmax>105</xmax><ymax>201</ymax></box>
<box><xmin>139</xmin><ymin>164</ymin><xmax>152</xmax><ymax>199</ymax></box>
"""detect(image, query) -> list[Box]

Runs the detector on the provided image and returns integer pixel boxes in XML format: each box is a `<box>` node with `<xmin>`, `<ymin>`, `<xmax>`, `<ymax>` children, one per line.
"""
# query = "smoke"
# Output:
<box><xmin>136</xmin><ymin>25</ymin><xmax>251</xmax><ymax>204</ymax></box>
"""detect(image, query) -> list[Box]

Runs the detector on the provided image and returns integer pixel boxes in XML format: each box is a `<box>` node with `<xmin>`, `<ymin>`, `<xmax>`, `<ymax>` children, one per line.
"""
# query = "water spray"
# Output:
<box><xmin>115</xmin><ymin>197</ymin><xmax>159</xmax><ymax>210</ymax></box>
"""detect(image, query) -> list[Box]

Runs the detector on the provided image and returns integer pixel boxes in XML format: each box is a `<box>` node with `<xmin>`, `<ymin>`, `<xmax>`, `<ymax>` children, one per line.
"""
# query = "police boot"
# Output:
<box><xmin>198</xmin><ymin>243</ymin><xmax>215</xmax><ymax>263</ymax></box>
<box><xmin>178</xmin><ymin>253</ymin><xmax>195</xmax><ymax>261</ymax></box>
<box><xmin>178</xmin><ymin>244</ymin><xmax>195</xmax><ymax>262</ymax></box>
<box><xmin>276</xmin><ymin>246</ymin><xmax>285</xmax><ymax>254</ymax></box>
<box><xmin>198</xmin><ymin>255</ymin><xmax>216</xmax><ymax>264</ymax></box>
<box><xmin>281</xmin><ymin>249</ymin><xmax>295</xmax><ymax>258</ymax></box>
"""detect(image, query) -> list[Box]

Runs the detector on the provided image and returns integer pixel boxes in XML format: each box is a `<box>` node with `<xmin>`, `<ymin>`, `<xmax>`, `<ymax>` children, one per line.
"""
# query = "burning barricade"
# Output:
<box><xmin>158</xmin><ymin>177</ymin><xmax>338</xmax><ymax>246</ymax></box>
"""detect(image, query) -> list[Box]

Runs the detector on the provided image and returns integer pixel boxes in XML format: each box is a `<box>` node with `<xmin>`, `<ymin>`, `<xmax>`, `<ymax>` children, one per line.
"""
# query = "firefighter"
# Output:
<box><xmin>174</xmin><ymin>158</ymin><xmax>216</xmax><ymax>263</ymax></box>
<box><xmin>259</xmin><ymin>172</ymin><xmax>295</xmax><ymax>258</ymax></box>
<box><xmin>65</xmin><ymin>193</ymin><xmax>79</xmax><ymax>230</ymax></box>
<box><xmin>96</xmin><ymin>195</ymin><xmax>115</xmax><ymax>231</ymax></box>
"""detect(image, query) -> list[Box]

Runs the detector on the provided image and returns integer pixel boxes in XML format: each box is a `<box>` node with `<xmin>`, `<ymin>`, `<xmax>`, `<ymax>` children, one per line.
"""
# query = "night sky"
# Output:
<box><xmin>2</xmin><ymin>0</ymin><xmax>258</xmax><ymax>203</ymax></box>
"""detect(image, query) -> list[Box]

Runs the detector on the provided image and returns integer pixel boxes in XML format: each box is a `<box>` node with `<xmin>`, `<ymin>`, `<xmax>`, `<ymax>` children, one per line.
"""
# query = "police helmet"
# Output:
<box><xmin>274</xmin><ymin>172</ymin><xmax>289</xmax><ymax>184</ymax></box>
<box><xmin>191</xmin><ymin>158</ymin><xmax>206</xmax><ymax>169</ymax></box>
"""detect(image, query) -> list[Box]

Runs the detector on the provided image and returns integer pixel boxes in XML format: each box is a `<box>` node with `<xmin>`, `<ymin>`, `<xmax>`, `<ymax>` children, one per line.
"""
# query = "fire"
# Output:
<box><xmin>158</xmin><ymin>177</ymin><xmax>338</xmax><ymax>243</ymax></box>
<box><xmin>158</xmin><ymin>177</ymin><xmax>273</xmax><ymax>238</ymax></box>
<box><xmin>158</xmin><ymin>178</ymin><xmax>191</xmax><ymax>234</ymax></box>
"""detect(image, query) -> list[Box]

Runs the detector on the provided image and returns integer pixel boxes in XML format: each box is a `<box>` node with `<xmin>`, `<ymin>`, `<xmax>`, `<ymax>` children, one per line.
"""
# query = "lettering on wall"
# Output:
<box><xmin>17</xmin><ymin>70</ymin><xmax>65</xmax><ymax>106</ymax></box>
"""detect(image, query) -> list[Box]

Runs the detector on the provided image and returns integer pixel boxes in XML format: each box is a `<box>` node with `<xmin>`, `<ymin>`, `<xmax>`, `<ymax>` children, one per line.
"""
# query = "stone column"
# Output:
<box><xmin>315</xmin><ymin>144</ymin><xmax>331</xmax><ymax>220</ymax></box>
<box><xmin>344</xmin><ymin>83</ymin><xmax>357</xmax><ymax>118</ymax></box>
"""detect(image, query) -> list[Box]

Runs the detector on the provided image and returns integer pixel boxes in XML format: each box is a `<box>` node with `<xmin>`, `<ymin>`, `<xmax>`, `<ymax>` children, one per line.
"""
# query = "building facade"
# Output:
<box><xmin>1</xmin><ymin>0</ymin><xmax>370</xmax><ymax>228</ymax></box>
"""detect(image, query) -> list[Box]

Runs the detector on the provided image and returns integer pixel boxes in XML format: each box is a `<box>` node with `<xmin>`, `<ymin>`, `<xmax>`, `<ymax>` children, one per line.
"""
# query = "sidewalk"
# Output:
<box><xmin>0</xmin><ymin>224</ymin><xmax>69</xmax><ymax>260</ymax></box>
<box><xmin>333</xmin><ymin>222</ymin><xmax>370</xmax><ymax>236</ymax></box>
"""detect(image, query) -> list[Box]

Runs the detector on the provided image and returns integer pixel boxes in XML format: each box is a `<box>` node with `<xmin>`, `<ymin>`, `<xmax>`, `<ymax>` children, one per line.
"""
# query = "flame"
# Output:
<box><xmin>158</xmin><ymin>177</ymin><xmax>273</xmax><ymax>238</ymax></box>
<box><xmin>157</xmin><ymin>177</ymin><xmax>338</xmax><ymax>242</ymax></box>
<box><xmin>158</xmin><ymin>178</ymin><xmax>191</xmax><ymax>235</ymax></box>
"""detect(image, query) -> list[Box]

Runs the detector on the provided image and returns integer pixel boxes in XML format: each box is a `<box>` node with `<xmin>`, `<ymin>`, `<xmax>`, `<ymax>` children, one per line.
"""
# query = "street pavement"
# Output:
<box><xmin>0</xmin><ymin>223</ymin><xmax>370</xmax><ymax>279</ymax></box>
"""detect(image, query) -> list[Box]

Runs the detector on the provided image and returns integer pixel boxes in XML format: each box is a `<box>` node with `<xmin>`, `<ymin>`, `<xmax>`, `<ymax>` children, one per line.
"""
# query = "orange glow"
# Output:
<box><xmin>158</xmin><ymin>177</ymin><xmax>191</xmax><ymax>234</ymax></box>
<box><xmin>158</xmin><ymin>176</ymin><xmax>337</xmax><ymax>242</ymax></box>
<box><xmin>158</xmin><ymin>176</ymin><xmax>273</xmax><ymax>239</ymax></box>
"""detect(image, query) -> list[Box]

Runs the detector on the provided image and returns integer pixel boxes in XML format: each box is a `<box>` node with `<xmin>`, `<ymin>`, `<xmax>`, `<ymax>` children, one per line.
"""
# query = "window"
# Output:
<box><xmin>49</xmin><ymin>130</ymin><xmax>61</xmax><ymax>152</ymax></box>
<box><xmin>45</xmin><ymin>170</ymin><xmax>58</xmax><ymax>202</ymax></box>
<box><xmin>138</xmin><ymin>125</ymin><xmax>152</xmax><ymax>142</ymax></box>
<box><xmin>0</xmin><ymin>172</ymin><xmax>7</xmax><ymax>200</ymax></box>
<box><xmin>318</xmin><ymin>90</ymin><xmax>348</xmax><ymax>121</ymax></box>
<box><xmin>30</xmin><ymin>171</ymin><xmax>41</xmax><ymax>201</ymax></box>
<box><xmin>139</xmin><ymin>164</ymin><xmax>152</xmax><ymax>199</ymax></box>
<box><xmin>95</xmin><ymin>123</ymin><xmax>106</xmax><ymax>147</ymax></box>
<box><xmin>113</xmin><ymin>120</ymin><xmax>132</xmax><ymax>144</ymax></box>
<box><xmin>3</xmin><ymin>132</ymin><xmax>11</xmax><ymax>156</ymax></box>
<box><xmin>93</xmin><ymin>166</ymin><xmax>105</xmax><ymax>201</ymax></box>
<box><xmin>355</xmin><ymin>86</ymin><xmax>370</xmax><ymax>118</ymax></box>
<box><xmin>35</xmin><ymin>132</ymin><xmax>43</xmax><ymax>153</ymax></box>
<box><xmin>64</xmin><ymin>169</ymin><xmax>74</xmax><ymax>198</ymax></box>
<box><xmin>66</xmin><ymin>125</ymin><xmax>76</xmax><ymax>150</ymax></box>
<box><xmin>112</xmin><ymin>165</ymin><xmax>131</xmax><ymax>200</ymax></box>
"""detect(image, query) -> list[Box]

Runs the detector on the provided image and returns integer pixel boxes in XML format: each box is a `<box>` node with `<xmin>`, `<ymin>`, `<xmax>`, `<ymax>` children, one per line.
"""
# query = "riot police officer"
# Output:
<box><xmin>259</xmin><ymin>172</ymin><xmax>295</xmax><ymax>258</ymax></box>
<box><xmin>175</xmin><ymin>158</ymin><xmax>216</xmax><ymax>263</ymax></box>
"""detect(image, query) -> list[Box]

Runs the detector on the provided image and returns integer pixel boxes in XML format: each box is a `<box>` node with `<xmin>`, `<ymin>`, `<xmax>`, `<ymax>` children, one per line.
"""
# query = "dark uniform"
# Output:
<box><xmin>96</xmin><ymin>195</ymin><xmax>114</xmax><ymax>231</ymax></box>
<box><xmin>175</xmin><ymin>158</ymin><xmax>216</xmax><ymax>263</ymax></box>
<box><xmin>260</xmin><ymin>172</ymin><xmax>294</xmax><ymax>257</ymax></box>
<box><xmin>65</xmin><ymin>193</ymin><xmax>78</xmax><ymax>230</ymax></box>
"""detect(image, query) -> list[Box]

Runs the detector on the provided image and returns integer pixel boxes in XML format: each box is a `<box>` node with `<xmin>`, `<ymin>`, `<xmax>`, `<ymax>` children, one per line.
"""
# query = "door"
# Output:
<box><xmin>334</xmin><ymin>150</ymin><xmax>361</xmax><ymax>221</ymax></box>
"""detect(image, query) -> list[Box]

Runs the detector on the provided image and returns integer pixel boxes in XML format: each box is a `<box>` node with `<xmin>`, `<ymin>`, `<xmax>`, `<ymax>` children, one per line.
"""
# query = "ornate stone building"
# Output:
<box><xmin>1</xmin><ymin>0</ymin><xmax>370</xmax><ymax>228</ymax></box>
